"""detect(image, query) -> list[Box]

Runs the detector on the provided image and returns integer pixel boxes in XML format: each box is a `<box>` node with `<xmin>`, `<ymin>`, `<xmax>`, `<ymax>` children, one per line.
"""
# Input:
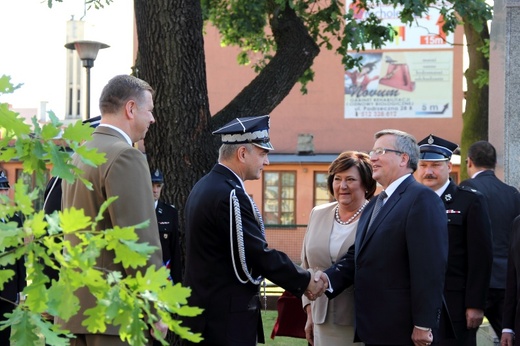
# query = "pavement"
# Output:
<box><xmin>477</xmin><ymin>322</ymin><xmax>500</xmax><ymax>346</ymax></box>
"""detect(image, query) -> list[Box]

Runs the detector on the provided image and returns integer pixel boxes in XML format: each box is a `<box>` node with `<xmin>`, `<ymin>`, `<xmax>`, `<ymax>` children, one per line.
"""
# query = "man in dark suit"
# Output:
<box><xmin>183</xmin><ymin>115</ymin><xmax>325</xmax><ymax>345</ymax></box>
<box><xmin>150</xmin><ymin>169</ymin><xmax>182</xmax><ymax>284</ymax></box>
<box><xmin>0</xmin><ymin>171</ymin><xmax>26</xmax><ymax>344</ymax></box>
<box><xmin>416</xmin><ymin>134</ymin><xmax>493</xmax><ymax>345</ymax></box>
<box><xmin>318</xmin><ymin>129</ymin><xmax>449</xmax><ymax>346</ymax></box>
<box><xmin>59</xmin><ymin>75</ymin><xmax>167</xmax><ymax>345</ymax></box>
<box><xmin>460</xmin><ymin>141</ymin><xmax>520</xmax><ymax>339</ymax></box>
<box><xmin>501</xmin><ymin>215</ymin><xmax>520</xmax><ymax>345</ymax></box>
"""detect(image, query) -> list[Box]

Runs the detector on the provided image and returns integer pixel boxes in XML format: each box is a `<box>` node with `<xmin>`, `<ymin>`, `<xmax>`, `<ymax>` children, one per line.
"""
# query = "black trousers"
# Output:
<box><xmin>483</xmin><ymin>288</ymin><xmax>505</xmax><ymax>340</ymax></box>
<box><xmin>0</xmin><ymin>301</ymin><xmax>14</xmax><ymax>344</ymax></box>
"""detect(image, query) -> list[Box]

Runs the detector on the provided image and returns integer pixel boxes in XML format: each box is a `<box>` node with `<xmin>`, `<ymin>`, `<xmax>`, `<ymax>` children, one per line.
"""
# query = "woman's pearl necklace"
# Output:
<box><xmin>334</xmin><ymin>200</ymin><xmax>368</xmax><ymax>225</ymax></box>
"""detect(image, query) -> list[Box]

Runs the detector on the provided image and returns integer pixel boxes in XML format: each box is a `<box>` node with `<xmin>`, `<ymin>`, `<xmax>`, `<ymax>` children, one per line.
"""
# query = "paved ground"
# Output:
<box><xmin>477</xmin><ymin>322</ymin><xmax>499</xmax><ymax>346</ymax></box>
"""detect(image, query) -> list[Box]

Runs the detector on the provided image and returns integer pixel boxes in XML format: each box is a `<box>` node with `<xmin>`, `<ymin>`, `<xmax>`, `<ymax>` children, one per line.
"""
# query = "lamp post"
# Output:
<box><xmin>65</xmin><ymin>40</ymin><xmax>109</xmax><ymax>119</ymax></box>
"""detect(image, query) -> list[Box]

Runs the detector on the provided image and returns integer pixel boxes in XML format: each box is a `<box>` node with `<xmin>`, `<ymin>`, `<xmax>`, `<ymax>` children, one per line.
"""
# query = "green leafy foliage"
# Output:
<box><xmin>473</xmin><ymin>38</ymin><xmax>490</xmax><ymax>88</ymax></box>
<box><xmin>200</xmin><ymin>0</ymin><xmax>492</xmax><ymax>89</ymax></box>
<box><xmin>0</xmin><ymin>77</ymin><xmax>202</xmax><ymax>344</ymax></box>
<box><xmin>0</xmin><ymin>75</ymin><xmax>22</xmax><ymax>94</ymax></box>
<box><xmin>47</xmin><ymin>0</ymin><xmax>114</xmax><ymax>10</ymax></box>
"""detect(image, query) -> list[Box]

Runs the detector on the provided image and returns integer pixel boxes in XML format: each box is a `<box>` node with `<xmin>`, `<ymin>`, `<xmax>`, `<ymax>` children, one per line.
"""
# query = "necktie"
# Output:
<box><xmin>368</xmin><ymin>190</ymin><xmax>387</xmax><ymax>229</ymax></box>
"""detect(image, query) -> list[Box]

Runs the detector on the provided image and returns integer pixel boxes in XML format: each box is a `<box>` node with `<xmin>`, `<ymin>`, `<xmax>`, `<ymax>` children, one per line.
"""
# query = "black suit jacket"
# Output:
<box><xmin>502</xmin><ymin>216</ymin><xmax>520</xmax><ymax>340</ymax></box>
<box><xmin>438</xmin><ymin>181</ymin><xmax>492</xmax><ymax>340</ymax></box>
<box><xmin>42</xmin><ymin>176</ymin><xmax>62</xmax><ymax>285</ymax></box>
<box><xmin>155</xmin><ymin>200</ymin><xmax>182</xmax><ymax>284</ymax></box>
<box><xmin>183</xmin><ymin>164</ymin><xmax>310</xmax><ymax>345</ymax></box>
<box><xmin>325</xmin><ymin>175</ymin><xmax>448</xmax><ymax>345</ymax></box>
<box><xmin>460</xmin><ymin>170</ymin><xmax>520</xmax><ymax>289</ymax></box>
<box><xmin>0</xmin><ymin>214</ymin><xmax>26</xmax><ymax>302</ymax></box>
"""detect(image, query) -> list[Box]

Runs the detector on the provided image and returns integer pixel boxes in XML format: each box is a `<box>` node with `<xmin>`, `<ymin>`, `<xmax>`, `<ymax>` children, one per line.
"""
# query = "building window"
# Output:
<box><xmin>449</xmin><ymin>171</ymin><xmax>459</xmax><ymax>184</ymax></box>
<box><xmin>314</xmin><ymin>172</ymin><xmax>332</xmax><ymax>206</ymax></box>
<box><xmin>263</xmin><ymin>171</ymin><xmax>296</xmax><ymax>225</ymax></box>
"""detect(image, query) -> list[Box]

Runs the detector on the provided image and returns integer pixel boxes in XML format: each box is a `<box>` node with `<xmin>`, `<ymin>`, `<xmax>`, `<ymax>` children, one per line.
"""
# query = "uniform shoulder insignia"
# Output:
<box><xmin>224</xmin><ymin>179</ymin><xmax>242</xmax><ymax>190</ymax></box>
<box><xmin>458</xmin><ymin>185</ymin><xmax>479</xmax><ymax>194</ymax></box>
<box><xmin>162</xmin><ymin>203</ymin><xmax>177</xmax><ymax>211</ymax></box>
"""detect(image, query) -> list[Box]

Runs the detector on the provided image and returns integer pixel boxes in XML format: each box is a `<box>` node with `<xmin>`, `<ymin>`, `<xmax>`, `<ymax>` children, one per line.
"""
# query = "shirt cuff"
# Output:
<box><xmin>323</xmin><ymin>273</ymin><xmax>333</xmax><ymax>293</ymax></box>
<box><xmin>415</xmin><ymin>326</ymin><xmax>432</xmax><ymax>332</ymax></box>
<box><xmin>502</xmin><ymin>328</ymin><xmax>515</xmax><ymax>335</ymax></box>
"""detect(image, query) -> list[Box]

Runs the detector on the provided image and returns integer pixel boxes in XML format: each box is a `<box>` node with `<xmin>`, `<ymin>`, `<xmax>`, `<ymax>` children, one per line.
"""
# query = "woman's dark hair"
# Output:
<box><xmin>327</xmin><ymin>151</ymin><xmax>376</xmax><ymax>199</ymax></box>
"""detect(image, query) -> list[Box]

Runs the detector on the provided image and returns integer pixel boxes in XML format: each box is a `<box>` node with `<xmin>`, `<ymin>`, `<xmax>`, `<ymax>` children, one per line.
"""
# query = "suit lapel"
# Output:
<box><xmin>357</xmin><ymin>176</ymin><xmax>414</xmax><ymax>253</ymax></box>
<box><xmin>355</xmin><ymin>200</ymin><xmax>373</xmax><ymax>255</ymax></box>
<box><xmin>321</xmin><ymin>204</ymin><xmax>340</xmax><ymax>262</ymax></box>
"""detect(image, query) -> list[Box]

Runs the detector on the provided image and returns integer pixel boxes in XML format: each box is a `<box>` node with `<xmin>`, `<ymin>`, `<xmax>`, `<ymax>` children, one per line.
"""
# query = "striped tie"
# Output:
<box><xmin>368</xmin><ymin>190</ymin><xmax>387</xmax><ymax>229</ymax></box>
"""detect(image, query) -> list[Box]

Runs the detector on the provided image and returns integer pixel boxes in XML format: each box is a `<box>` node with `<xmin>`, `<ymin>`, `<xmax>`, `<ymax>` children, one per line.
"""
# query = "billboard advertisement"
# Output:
<box><xmin>344</xmin><ymin>51</ymin><xmax>453</xmax><ymax>118</ymax></box>
<box><xmin>345</xmin><ymin>1</ymin><xmax>455</xmax><ymax>119</ymax></box>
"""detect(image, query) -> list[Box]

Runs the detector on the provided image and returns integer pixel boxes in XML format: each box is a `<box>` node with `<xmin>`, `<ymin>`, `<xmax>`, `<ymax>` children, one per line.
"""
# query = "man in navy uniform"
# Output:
<box><xmin>183</xmin><ymin>115</ymin><xmax>325</xmax><ymax>345</ymax></box>
<box><xmin>416</xmin><ymin>134</ymin><xmax>493</xmax><ymax>345</ymax></box>
<box><xmin>150</xmin><ymin>169</ymin><xmax>181</xmax><ymax>284</ymax></box>
<box><xmin>0</xmin><ymin>171</ymin><xmax>26</xmax><ymax>344</ymax></box>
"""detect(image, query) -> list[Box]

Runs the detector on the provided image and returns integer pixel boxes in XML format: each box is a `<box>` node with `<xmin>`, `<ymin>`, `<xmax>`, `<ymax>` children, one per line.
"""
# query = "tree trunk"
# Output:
<box><xmin>213</xmin><ymin>4</ymin><xmax>320</xmax><ymax>127</ymax></box>
<box><xmin>132</xmin><ymin>11</ymin><xmax>319</xmax><ymax>340</ymax></box>
<box><xmin>460</xmin><ymin>20</ymin><xmax>489</xmax><ymax>180</ymax></box>
<box><xmin>134</xmin><ymin>0</ymin><xmax>214</xmax><ymax>302</ymax></box>
<box><xmin>133</xmin><ymin>2</ymin><xmax>319</xmax><ymax>343</ymax></box>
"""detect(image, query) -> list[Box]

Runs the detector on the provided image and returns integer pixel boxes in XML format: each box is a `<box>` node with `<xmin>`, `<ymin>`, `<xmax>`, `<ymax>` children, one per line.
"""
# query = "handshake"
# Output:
<box><xmin>304</xmin><ymin>270</ymin><xmax>328</xmax><ymax>301</ymax></box>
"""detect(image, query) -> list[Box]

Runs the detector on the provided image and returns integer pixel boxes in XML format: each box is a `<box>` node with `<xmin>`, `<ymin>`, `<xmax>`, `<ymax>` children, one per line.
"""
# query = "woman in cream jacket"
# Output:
<box><xmin>301</xmin><ymin>151</ymin><xmax>376</xmax><ymax>345</ymax></box>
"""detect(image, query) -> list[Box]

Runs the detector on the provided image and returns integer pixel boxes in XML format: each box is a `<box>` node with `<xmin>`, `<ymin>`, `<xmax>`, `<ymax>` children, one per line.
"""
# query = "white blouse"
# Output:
<box><xmin>329</xmin><ymin>219</ymin><xmax>358</xmax><ymax>263</ymax></box>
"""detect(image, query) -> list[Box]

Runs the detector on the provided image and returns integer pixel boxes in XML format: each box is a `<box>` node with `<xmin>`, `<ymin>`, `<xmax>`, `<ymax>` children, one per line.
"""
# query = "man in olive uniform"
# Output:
<box><xmin>42</xmin><ymin>116</ymin><xmax>102</xmax><ymax>287</ymax></box>
<box><xmin>416</xmin><ymin>134</ymin><xmax>493</xmax><ymax>345</ymax></box>
<box><xmin>151</xmin><ymin>169</ymin><xmax>181</xmax><ymax>284</ymax></box>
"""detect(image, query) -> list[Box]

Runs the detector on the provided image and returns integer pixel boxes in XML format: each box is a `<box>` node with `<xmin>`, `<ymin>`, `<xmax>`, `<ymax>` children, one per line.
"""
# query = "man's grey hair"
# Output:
<box><xmin>375</xmin><ymin>129</ymin><xmax>420</xmax><ymax>171</ymax></box>
<box><xmin>218</xmin><ymin>143</ymin><xmax>254</xmax><ymax>161</ymax></box>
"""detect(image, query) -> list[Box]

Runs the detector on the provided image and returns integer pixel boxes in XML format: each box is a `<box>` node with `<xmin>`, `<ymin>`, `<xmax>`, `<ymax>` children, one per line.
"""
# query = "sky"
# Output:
<box><xmin>0</xmin><ymin>0</ymin><xmax>134</xmax><ymax>118</ymax></box>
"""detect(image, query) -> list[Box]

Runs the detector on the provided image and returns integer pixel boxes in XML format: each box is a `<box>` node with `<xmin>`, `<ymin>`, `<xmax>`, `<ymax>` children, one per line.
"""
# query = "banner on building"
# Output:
<box><xmin>344</xmin><ymin>51</ymin><xmax>453</xmax><ymax>119</ymax></box>
<box><xmin>344</xmin><ymin>0</ymin><xmax>455</xmax><ymax>119</ymax></box>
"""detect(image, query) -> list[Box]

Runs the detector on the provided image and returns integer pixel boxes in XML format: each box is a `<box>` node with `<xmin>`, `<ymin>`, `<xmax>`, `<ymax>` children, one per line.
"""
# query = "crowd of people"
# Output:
<box><xmin>2</xmin><ymin>73</ymin><xmax>520</xmax><ymax>346</ymax></box>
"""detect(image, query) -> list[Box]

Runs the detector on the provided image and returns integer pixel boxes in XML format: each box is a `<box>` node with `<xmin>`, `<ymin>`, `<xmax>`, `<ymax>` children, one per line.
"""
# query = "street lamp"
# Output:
<box><xmin>65</xmin><ymin>40</ymin><xmax>109</xmax><ymax>119</ymax></box>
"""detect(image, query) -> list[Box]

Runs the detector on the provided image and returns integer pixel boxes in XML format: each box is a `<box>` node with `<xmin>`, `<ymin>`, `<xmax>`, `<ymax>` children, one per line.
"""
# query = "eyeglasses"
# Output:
<box><xmin>369</xmin><ymin>147</ymin><xmax>404</xmax><ymax>157</ymax></box>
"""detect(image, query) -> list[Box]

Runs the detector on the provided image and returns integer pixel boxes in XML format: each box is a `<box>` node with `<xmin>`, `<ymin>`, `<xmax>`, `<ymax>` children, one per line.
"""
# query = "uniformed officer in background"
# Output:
<box><xmin>150</xmin><ymin>169</ymin><xmax>182</xmax><ymax>284</ymax></box>
<box><xmin>416</xmin><ymin>134</ymin><xmax>493</xmax><ymax>346</ymax></box>
<box><xmin>0</xmin><ymin>171</ymin><xmax>26</xmax><ymax>344</ymax></box>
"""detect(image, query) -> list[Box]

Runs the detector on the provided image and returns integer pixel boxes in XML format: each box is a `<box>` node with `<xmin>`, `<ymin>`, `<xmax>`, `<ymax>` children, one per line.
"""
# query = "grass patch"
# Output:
<box><xmin>262</xmin><ymin>309</ymin><xmax>308</xmax><ymax>345</ymax></box>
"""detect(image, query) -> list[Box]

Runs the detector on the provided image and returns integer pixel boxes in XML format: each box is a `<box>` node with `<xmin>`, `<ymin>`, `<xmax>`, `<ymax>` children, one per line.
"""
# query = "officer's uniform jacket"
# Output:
<box><xmin>155</xmin><ymin>200</ymin><xmax>182</xmax><ymax>283</ymax></box>
<box><xmin>183</xmin><ymin>164</ymin><xmax>311</xmax><ymax>345</ymax></box>
<box><xmin>439</xmin><ymin>181</ymin><xmax>492</xmax><ymax>338</ymax></box>
<box><xmin>0</xmin><ymin>213</ymin><xmax>25</xmax><ymax>303</ymax></box>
